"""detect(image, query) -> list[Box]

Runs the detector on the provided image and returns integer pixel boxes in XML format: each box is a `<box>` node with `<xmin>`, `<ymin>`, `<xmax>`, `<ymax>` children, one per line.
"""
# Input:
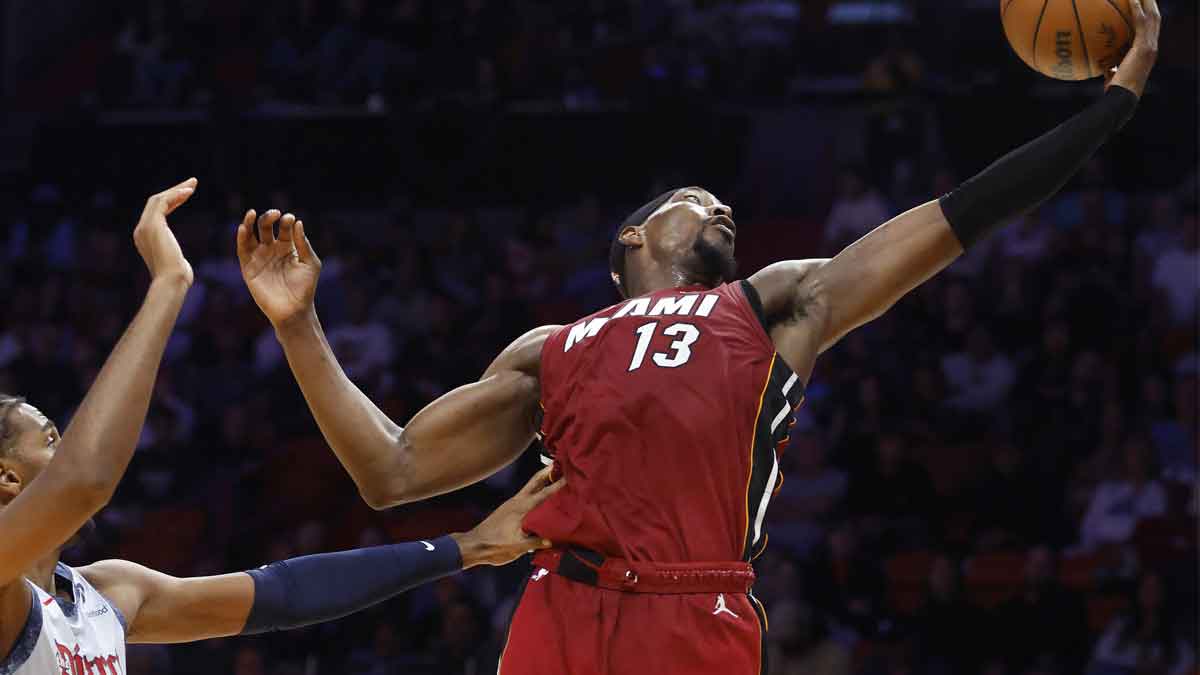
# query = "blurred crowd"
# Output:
<box><xmin>83</xmin><ymin>0</ymin><xmax>1193</xmax><ymax>111</ymax></box>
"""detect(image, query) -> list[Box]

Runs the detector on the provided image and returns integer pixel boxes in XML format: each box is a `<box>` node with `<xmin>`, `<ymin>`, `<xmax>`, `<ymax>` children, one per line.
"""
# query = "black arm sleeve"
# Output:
<box><xmin>938</xmin><ymin>86</ymin><xmax>1138</xmax><ymax>249</ymax></box>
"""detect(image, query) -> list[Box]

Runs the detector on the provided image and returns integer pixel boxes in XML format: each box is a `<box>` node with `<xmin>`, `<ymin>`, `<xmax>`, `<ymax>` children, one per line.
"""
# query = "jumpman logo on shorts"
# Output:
<box><xmin>712</xmin><ymin>594</ymin><xmax>739</xmax><ymax>619</ymax></box>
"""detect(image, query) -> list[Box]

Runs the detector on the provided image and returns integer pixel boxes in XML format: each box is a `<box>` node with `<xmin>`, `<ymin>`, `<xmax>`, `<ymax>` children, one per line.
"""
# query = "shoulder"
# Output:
<box><xmin>485</xmin><ymin>325</ymin><xmax>562</xmax><ymax>379</ymax></box>
<box><xmin>746</xmin><ymin>260</ymin><xmax>830</xmax><ymax>324</ymax></box>
<box><xmin>77</xmin><ymin>560</ymin><xmax>161</xmax><ymax>608</ymax></box>
<box><xmin>78</xmin><ymin>559</ymin><xmax>167</xmax><ymax>636</ymax></box>
<box><xmin>512</xmin><ymin>325</ymin><xmax>562</xmax><ymax>349</ymax></box>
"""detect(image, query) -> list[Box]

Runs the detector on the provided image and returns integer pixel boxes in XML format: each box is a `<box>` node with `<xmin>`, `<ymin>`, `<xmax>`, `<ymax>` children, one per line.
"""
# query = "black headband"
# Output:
<box><xmin>609</xmin><ymin>189</ymin><xmax>680</xmax><ymax>298</ymax></box>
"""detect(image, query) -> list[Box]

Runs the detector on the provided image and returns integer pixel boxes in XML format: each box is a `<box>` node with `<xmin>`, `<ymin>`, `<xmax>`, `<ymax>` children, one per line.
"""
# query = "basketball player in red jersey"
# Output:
<box><xmin>0</xmin><ymin>180</ymin><xmax>557</xmax><ymax>675</ymax></box>
<box><xmin>240</xmin><ymin>4</ymin><xmax>1159</xmax><ymax>672</ymax></box>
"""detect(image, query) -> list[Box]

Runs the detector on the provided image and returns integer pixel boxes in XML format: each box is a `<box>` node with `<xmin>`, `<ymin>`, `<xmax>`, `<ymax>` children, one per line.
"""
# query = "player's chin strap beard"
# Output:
<box><xmin>689</xmin><ymin>238</ymin><xmax>737</xmax><ymax>288</ymax></box>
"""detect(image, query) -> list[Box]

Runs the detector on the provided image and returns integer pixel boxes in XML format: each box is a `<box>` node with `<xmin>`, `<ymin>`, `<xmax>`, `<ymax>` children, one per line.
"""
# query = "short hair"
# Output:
<box><xmin>609</xmin><ymin>189</ymin><xmax>679</xmax><ymax>298</ymax></box>
<box><xmin>0</xmin><ymin>394</ymin><xmax>26</xmax><ymax>457</ymax></box>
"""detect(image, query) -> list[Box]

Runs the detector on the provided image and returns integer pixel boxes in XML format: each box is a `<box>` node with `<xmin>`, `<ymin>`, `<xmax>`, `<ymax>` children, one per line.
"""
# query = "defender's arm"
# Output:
<box><xmin>0</xmin><ymin>180</ymin><xmax>196</xmax><ymax>589</ymax></box>
<box><xmin>81</xmin><ymin>468</ymin><xmax>562</xmax><ymax>644</ymax></box>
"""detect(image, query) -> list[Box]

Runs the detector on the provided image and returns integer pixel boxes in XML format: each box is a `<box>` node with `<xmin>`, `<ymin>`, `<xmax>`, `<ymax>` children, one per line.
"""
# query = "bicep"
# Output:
<box><xmin>81</xmin><ymin>560</ymin><xmax>253</xmax><ymax>644</ymax></box>
<box><xmin>396</xmin><ymin>370</ymin><xmax>542</xmax><ymax>502</ymax></box>
<box><xmin>388</xmin><ymin>325</ymin><xmax>558</xmax><ymax>505</ymax></box>
<box><xmin>808</xmin><ymin>200</ymin><xmax>962</xmax><ymax>350</ymax></box>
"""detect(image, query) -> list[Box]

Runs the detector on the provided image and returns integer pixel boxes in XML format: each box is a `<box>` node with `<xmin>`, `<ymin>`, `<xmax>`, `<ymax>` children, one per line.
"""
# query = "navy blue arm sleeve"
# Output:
<box><xmin>939</xmin><ymin>86</ymin><xmax>1138</xmax><ymax>248</ymax></box>
<box><xmin>241</xmin><ymin>535</ymin><xmax>462</xmax><ymax>634</ymax></box>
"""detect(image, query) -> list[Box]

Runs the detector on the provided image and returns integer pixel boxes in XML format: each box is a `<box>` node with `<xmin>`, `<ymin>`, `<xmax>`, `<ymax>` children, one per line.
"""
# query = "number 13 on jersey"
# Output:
<box><xmin>628</xmin><ymin>322</ymin><xmax>701</xmax><ymax>371</ymax></box>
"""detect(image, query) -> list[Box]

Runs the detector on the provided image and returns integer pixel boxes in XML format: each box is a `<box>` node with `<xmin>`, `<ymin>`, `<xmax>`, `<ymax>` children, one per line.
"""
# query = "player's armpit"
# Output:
<box><xmin>380</xmin><ymin>325</ymin><xmax>559</xmax><ymax>509</ymax></box>
<box><xmin>747</xmin><ymin>260</ymin><xmax>831</xmax><ymax>382</ymax></box>
<box><xmin>79</xmin><ymin>560</ymin><xmax>254</xmax><ymax>645</ymax></box>
<box><xmin>804</xmin><ymin>200</ymin><xmax>963</xmax><ymax>352</ymax></box>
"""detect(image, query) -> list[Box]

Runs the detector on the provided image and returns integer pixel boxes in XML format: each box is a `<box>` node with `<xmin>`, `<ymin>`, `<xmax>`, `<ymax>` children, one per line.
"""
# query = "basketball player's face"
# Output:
<box><xmin>0</xmin><ymin>404</ymin><xmax>59</xmax><ymax>505</ymax></box>
<box><xmin>644</xmin><ymin>187</ymin><xmax>737</xmax><ymax>285</ymax></box>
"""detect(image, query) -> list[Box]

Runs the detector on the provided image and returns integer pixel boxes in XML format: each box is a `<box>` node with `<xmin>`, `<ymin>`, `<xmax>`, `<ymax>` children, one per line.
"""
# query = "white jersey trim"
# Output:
<box><xmin>0</xmin><ymin>587</ymin><xmax>42</xmax><ymax>675</ymax></box>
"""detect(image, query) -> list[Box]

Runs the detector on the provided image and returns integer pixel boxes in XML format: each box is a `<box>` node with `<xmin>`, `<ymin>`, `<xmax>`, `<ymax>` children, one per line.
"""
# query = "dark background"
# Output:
<box><xmin>0</xmin><ymin>1</ymin><xmax>1197</xmax><ymax>674</ymax></box>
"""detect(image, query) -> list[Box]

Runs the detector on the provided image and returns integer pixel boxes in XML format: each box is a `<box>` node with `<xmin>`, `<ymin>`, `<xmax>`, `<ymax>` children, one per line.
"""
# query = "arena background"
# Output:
<box><xmin>1</xmin><ymin>1</ymin><xmax>1198</xmax><ymax>674</ymax></box>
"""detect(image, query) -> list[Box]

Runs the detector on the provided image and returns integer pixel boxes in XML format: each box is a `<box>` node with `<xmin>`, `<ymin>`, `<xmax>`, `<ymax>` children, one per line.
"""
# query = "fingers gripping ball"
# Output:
<box><xmin>1002</xmin><ymin>0</ymin><xmax>1133</xmax><ymax>80</ymax></box>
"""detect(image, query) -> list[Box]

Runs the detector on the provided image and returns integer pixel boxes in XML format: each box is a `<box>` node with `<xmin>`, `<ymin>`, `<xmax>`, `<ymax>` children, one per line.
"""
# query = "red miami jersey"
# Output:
<box><xmin>522</xmin><ymin>281</ymin><xmax>806</xmax><ymax>563</ymax></box>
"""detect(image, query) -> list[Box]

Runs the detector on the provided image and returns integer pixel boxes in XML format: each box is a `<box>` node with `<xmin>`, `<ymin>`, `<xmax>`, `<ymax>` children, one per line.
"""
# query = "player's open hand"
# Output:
<box><xmin>236</xmin><ymin>209</ymin><xmax>321</xmax><ymax>329</ymax></box>
<box><xmin>134</xmin><ymin>178</ymin><xmax>196</xmax><ymax>287</ymax></box>
<box><xmin>1105</xmin><ymin>0</ymin><xmax>1160</xmax><ymax>97</ymax></box>
<box><xmin>454</xmin><ymin>467</ymin><xmax>563</xmax><ymax>568</ymax></box>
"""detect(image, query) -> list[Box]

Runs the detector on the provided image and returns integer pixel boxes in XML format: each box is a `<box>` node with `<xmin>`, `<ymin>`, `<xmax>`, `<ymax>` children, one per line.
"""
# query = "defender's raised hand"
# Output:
<box><xmin>134</xmin><ymin>178</ymin><xmax>197</xmax><ymax>286</ymax></box>
<box><xmin>237</xmin><ymin>209</ymin><xmax>322</xmax><ymax>328</ymax></box>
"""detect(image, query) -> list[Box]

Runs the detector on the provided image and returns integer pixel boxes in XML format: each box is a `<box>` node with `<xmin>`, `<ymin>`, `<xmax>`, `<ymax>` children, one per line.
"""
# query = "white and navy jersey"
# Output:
<box><xmin>0</xmin><ymin>564</ymin><xmax>127</xmax><ymax>675</ymax></box>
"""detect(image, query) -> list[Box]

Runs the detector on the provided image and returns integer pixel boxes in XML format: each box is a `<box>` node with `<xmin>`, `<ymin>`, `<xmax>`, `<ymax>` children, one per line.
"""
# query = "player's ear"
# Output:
<box><xmin>617</xmin><ymin>225</ymin><xmax>644</xmax><ymax>249</ymax></box>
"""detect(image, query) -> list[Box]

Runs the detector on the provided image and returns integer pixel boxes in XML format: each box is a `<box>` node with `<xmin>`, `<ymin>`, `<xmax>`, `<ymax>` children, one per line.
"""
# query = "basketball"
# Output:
<box><xmin>1002</xmin><ymin>0</ymin><xmax>1134</xmax><ymax>80</ymax></box>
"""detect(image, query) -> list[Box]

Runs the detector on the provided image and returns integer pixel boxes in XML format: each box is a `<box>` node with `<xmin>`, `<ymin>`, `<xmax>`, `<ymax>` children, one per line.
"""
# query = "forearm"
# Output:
<box><xmin>242</xmin><ymin>537</ymin><xmax>462</xmax><ymax>634</ymax></box>
<box><xmin>939</xmin><ymin>86</ymin><xmax>1138</xmax><ymax>248</ymax></box>
<box><xmin>275</xmin><ymin>310</ymin><xmax>405</xmax><ymax>503</ymax></box>
<box><xmin>57</xmin><ymin>278</ymin><xmax>189</xmax><ymax>492</ymax></box>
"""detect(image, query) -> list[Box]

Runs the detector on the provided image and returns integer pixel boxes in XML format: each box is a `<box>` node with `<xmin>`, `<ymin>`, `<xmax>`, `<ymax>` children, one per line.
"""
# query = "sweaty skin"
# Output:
<box><xmin>239</xmin><ymin>0</ymin><xmax>1159</xmax><ymax>510</ymax></box>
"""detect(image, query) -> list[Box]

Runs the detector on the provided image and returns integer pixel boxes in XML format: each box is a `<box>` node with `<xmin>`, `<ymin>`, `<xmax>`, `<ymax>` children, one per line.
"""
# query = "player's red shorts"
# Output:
<box><xmin>498</xmin><ymin>548</ymin><xmax>768</xmax><ymax>675</ymax></box>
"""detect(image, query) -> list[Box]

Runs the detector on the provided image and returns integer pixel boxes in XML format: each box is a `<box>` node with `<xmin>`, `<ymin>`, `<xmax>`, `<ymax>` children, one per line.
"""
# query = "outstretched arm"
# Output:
<box><xmin>0</xmin><ymin>179</ymin><xmax>197</xmax><ymax>589</ymax></box>
<box><xmin>237</xmin><ymin>211</ymin><xmax>555</xmax><ymax>509</ymax></box>
<box><xmin>752</xmin><ymin>0</ymin><xmax>1159</xmax><ymax>362</ymax></box>
<box><xmin>82</xmin><ymin>468</ymin><xmax>561</xmax><ymax>644</ymax></box>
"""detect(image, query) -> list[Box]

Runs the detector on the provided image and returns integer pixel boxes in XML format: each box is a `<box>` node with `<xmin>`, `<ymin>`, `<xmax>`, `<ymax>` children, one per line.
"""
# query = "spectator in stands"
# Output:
<box><xmin>1089</xmin><ymin>571</ymin><xmax>1196</xmax><ymax>675</ymax></box>
<box><xmin>997</xmin><ymin>209</ymin><xmax>1053</xmax><ymax>264</ymax></box>
<box><xmin>829</xmin><ymin>371</ymin><xmax>889</xmax><ymax>465</ymax></box>
<box><xmin>1152</xmin><ymin>358</ymin><xmax>1199</xmax><ymax>484</ymax></box>
<box><xmin>992</xmin><ymin>546</ymin><xmax>1089</xmax><ymax>675</ymax></box>
<box><xmin>1135</xmin><ymin>193</ymin><xmax>1183</xmax><ymax>259</ymax></box>
<box><xmin>1069</xmin><ymin>401</ymin><xmax>1129</xmax><ymax>523</ymax></box>
<box><xmin>1150</xmin><ymin>205</ymin><xmax>1199</xmax><ymax>328</ymax></box>
<box><xmin>769</xmin><ymin>431</ymin><xmax>848</xmax><ymax>557</ymax></box>
<box><xmin>972</xmin><ymin>441</ymin><xmax>1060</xmax><ymax>550</ymax></box>
<box><xmin>233</xmin><ymin>643</ymin><xmax>266</xmax><ymax>675</ymax></box>
<box><xmin>898</xmin><ymin>360</ymin><xmax>949</xmax><ymax>442</ymax></box>
<box><xmin>941</xmin><ymin>325</ymin><xmax>1016</xmax><ymax>415</ymax></box>
<box><xmin>911</xmin><ymin>554</ymin><xmax>986</xmax><ymax>675</ymax></box>
<box><xmin>765</xmin><ymin>599</ymin><xmax>851</xmax><ymax>675</ymax></box>
<box><xmin>989</xmin><ymin>260</ymin><xmax>1041</xmax><ymax>350</ymax></box>
<box><xmin>326</xmin><ymin>287</ymin><xmax>397</xmax><ymax>392</ymax></box>
<box><xmin>430</xmin><ymin>599</ymin><xmax>491</xmax><ymax>675</ymax></box>
<box><xmin>939</xmin><ymin>280</ymin><xmax>975</xmax><ymax>351</ymax></box>
<box><xmin>346</xmin><ymin>621</ymin><xmax>405</xmax><ymax>675</ymax></box>
<box><xmin>1080</xmin><ymin>433</ymin><xmax>1168</xmax><ymax>549</ymax></box>
<box><xmin>5</xmin><ymin>184</ymin><xmax>77</xmax><ymax>270</ymax></box>
<box><xmin>808</xmin><ymin>521</ymin><xmax>891</xmax><ymax>644</ymax></box>
<box><xmin>846</xmin><ymin>431</ymin><xmax>938</xmax><ymax>553</ymax></box>
<box><xmin>115</xmin><ymin>3</ymin><xmax>195</xmax><ymax>105</ymax></box>
<box><xmin>732</xmin><ymin>0</ymin><xmax>800</xmax><ymax>95</ymax></box>
<box><xmin>1022</xmin><ymin>314</ymin><xmax>1080</xmax><ymax>420</ymax></box>
<box><xmin>823</xmin><ymin>166</ymin><xmax>891</xmax><ymax>250</ymax></box>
